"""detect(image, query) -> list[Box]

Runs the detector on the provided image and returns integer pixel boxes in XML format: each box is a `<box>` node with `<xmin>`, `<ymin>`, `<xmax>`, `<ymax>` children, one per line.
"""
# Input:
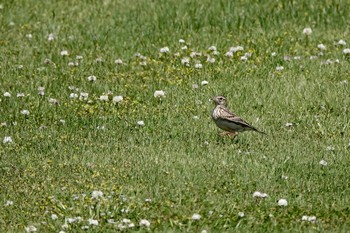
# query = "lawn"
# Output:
<box><xmin>1</xmin><ymin>0</ymin><xmax>350</xmax><ymax>232</ymax></box>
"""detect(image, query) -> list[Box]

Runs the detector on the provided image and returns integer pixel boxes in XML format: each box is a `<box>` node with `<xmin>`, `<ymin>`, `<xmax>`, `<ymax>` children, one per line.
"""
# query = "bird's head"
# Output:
<box><xmin>212</xmin><ymin>96</ymin><xmax>227</xmax><ymax>107</ymax></box>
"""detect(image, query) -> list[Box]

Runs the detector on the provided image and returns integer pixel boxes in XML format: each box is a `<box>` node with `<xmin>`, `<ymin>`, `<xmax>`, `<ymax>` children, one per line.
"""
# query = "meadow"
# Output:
<box><xmin>1</xmin><ymin>0</ymin><xmax>350</xmax><ymax>232</ymax></box>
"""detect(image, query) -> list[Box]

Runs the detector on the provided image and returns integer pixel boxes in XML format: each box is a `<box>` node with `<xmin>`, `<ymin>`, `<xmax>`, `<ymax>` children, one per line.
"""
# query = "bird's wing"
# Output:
<box><xmin>218</xmin><ymin>107</ymin><xmax>260</xmax><ymax>132</ymax></box>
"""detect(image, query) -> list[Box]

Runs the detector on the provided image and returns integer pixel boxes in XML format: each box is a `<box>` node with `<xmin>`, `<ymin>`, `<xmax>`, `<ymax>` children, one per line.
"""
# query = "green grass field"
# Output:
<box><xmin>1</xmin><ymin>0</ymin><xmax>350</xmax><ymax>232</ymax></box>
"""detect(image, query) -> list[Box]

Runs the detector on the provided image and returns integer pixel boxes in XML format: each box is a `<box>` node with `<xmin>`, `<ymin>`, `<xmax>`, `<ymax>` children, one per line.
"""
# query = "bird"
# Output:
<box><xmin>212</xmin><ymin>95</ymin><xmax>266</xmax><ymax>138</ymax></box>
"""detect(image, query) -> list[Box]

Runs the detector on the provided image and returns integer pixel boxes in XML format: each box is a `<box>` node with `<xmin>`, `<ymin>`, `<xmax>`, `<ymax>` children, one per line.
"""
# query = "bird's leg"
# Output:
<box><xmin>219</xmin><ymin>131</ymin><xmax>238</xmax><ymax>139</ymax></box>
<box><xmin>219</xmin><ymin>131</ymin><xmax>230</xmax><ymax>136</ymax></box>
<box><xmin>227</xmin><ymin>131</ymin><xmax>238</xmax><ymax>139</ymax></box>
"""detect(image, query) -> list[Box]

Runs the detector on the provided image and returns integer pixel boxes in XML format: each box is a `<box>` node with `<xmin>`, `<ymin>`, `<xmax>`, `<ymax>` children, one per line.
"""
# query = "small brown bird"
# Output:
<box><xmin>212</xmin><ymin>96</ymin><xmax>266</xmax><ymax>138</ymax></box>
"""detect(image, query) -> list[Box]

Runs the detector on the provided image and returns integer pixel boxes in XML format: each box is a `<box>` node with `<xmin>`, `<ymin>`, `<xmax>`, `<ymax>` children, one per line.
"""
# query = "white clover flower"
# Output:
<box><xmin>95</xmin><ymin>57</ymin><xmax>103</xmax><ymax>62</ymax></box>
<box><xmin>301</xmin><ymin>215</ymin><xmax>316</xmax><ymax>222</ymax></box>
<box><xmin>81</xmin><ymin>226</ymin><xmax>89</xmax><ymax>230</ymax></box>
<box><xmin>271</xmin><ymin>52</ymin><xmax>277</xmax><ymax>56</ymax></box>
<box><xmin>201</xmin><ymin>80</ymin><xmax>208</xmax><ymax>86</ymax></box>
<box><xmin>230</xmin><ymin>46</ymin><xmax>244</xmax><ymax>53</ymax></box>
<box><xmin>276</xmin><ymin>66</ymin><xmax>284</xmax><ymax>71</ymax></box>
<box><xmin>303</xmin><ymin>27</ymin><xmax>312</xmax><ymax>35</ymax></box>
<box><xmin>60</xmin><ymin>50</ymin><xmax>69</xmax><ymax>56</ymax></box>
<box><xmin>180</xmin><ymin>45</ymin><xmax>188</xmax><ymax>50</ymax></box>
<box><xmin>207</xmin><ymin>56</ymin><xmax>215</xmax><ymax>63</ymax></box>
<box><xmin>51</xmin><ymin>214</ymin><xmax>58</xmax><ymax>220</ymax></box>
<box><xmin>20</xmin><ymin>110</ymin><xmax>30</xmax><ymax>115</ymax></box>
<box><xmin>69</xmin><ymin>93</ymin><xmax>78</xmax><ymax>99</ymax></box>
<box><xmin>195</xmin><ymin>63</ymin><xmax>203</xmax><ymax>69</ymax></box>
<box><xmin>154</xmin><ymin>90</ymin><xmax>165</xmax><ymax>98</ymax></box>
<box><xmin>139</xmin><ymin>219</ymin><xmax>150</xmax><ymax>227</ymax></box>
<box><xmin>17</xmin><ymin>93</ymin><xmax>25</xmax><ymax>97</ymax></box>
<box><xmin>107</xmin><ymin>219</ymin><xmax>115</xmax><ymax>224</ymax></box>
<box><xmin>37</xmin><ymin>86</ymin><xmax>45</xmax><ymax>96</ymax></box>
<box><xmin>66</xmin><ymin>218</ymin><xmax>76</xmax><ymax>224</ymax></box>
<box><xmin>145</xmin><ymin>198</ymin><xmax>152</xmax><ymax>202</ymax></box>
<box><xmin>76</xmin><ymin>55</ymin><xmax>83</xmax><ymax>60</ymax></box>
<box><xmin>326</xmin><ymin>145</ymin><xmax>334</xmax><ymax>151</ymax></box>
<box><xmin>278</xmin><ymin>199</ymin><xmax>288</xmax><ymax>206</ymax></box>
<box><xmin>343</xmin><ymin>48</ymin><xmax>350</xmax><ymax>54</ymax></box>
<box><xmin>179</xmin><ymin>39</ymin><xmax>185</xmax><ymax>43</ymax></box>
<box><xmin>240</xmin><ymin>56</ymin><xmax>248</xmax><ymax>61</ymax></box>
<box><xmin>337</xmin><ymin>39</ymin><xmax>346</xmax><ymax>46</ymax></box>
<box><xmin>284</xmin><ymin>56</ymin><xmax>291</xmax><ymax>61</ymax></box>
<box><xmin>3</xmin><ymin>92</ymin><xmax>11</xmax><ymax>97</ymax></box>
<box><xmin>225</xmin><ymin>51</ymin><xmax>233</xmax><ymax>57</ymax></box>
<box><xmin>88</xmin><ymin>219</ymin><xmax>98</xmax><ymax>226</ymax></box>
<box><xmin>253</xmin><ymin>191</ymin><xmax>268</xmax><ymax>198</ymax></box>
<box><xmin>238</xmin><ymin>212</ymin><xmax>245</xmax><ymax>217</ymax></box>
<box><xmin>309</xmin><ymin>56</ymin><xmax>318</xmax><ymax>60</ymax></box>
<box><xmin>115</xmin><ymin>59</ymin><xmax>123</xmax><ymax>64</ymax></box>
<box><xmin>181</xmin><ymin>57</ymin><xmax>190</xmax><ymax>66</ymax></box>
<box><xmin>59</xmin><ymin>231</ymin><xmax>66</xmax><ymax>233</ymax></box>
<box><xmin>26</xmin><ymin>34</ymin><xmax>32</xmax><ymax>40</ymax></box>
<box><xmin>192</xmin><ymin>84</ymin><xmax>199</xmax><ymax>89</ymax></box>
<box><xmin>87</xmin><ymin>75</ymin><xmax>96</xmax><ymax>82</ymax></box>
<box><xmin>319</xmin><ymin>160</ymin><xmax>327</xmax><ymax>166</ymax></box>
<box><xmin>122</xmin><ymin>219</ymin><xmax>131</xmax><ymax>224</ymax></box>
<box><xmin>340</xmin><ymin>80</ymin><xmax>348</xmax><ymax>85</ymax></box>
<box><xmin>49</xmin><ymin>98</ymin><xmax>59</xmax><ymax>105</ymax></box>
<box><xmin>192</xmin><ymin>213</ymin><xmax>201</xmax><ymax>220</ymax></box>
<box><xmin>68</xmin><ymin>62</ymin><xmax>74</xmax><ymax>67</ymax></box>
<box><xmin>25</xmin><ymin>225</ymin><xmax>37</xmax><ymax>233</ymax></box>
<box><xmin>193</xmin><ymin>116</ymin><xmax>199</xmax><ymax>120</ymax></box>
<box><xmin>79</xmin><ymin>92</ymin><xmax>89</xmax><ymax>100</ymax></box>
<box><xmin>91</xmin><ymin>190</ymin><xmax>103</xmax><ymax>199</ymax></box>
<box><xmin>244</xmin><ymin>52</ymin><xmax>252</xmax><ymax>58</ymax></box>
<box><xmin>160</xmin><ymin>47</ymin><xmax>170</xmax><ymax>53</ymax></box>
<box><xmin>112</xmin><ymin>95</ymin><xmax>123</xmax><ymax>103</ymax></box>
<box><xmin>137</xmin><ymin>120</ymin><xmax>145</xmax><ymax>126</ymax></box>
<box><xmin>4</xmin><ymin>200</ymin><xmax>13</xmax><ymax>206</ymax></box>
<box><xmin>128</xmin><ymin>223</ymin><xmax>135</xmax><ymax>228</ymax></box>
<box><xmin>212</xmin><ymin>50</ymin><xmax>219</xmax><ymax>55</ymax></box>
<box><xmin>293</xmin><ymin>56</ymin><xmax>301</xmax><ymax>60</ymax></box>
<box><xmin>48</xmin><ymin>33</ymin><xmax>54</xmax><ymax>41</ymax></box>
<box><xmin>285</xmin><ymin>122</ymin><xmax>293</xmax><ymax>127</ymax></box>
<box><xmin>208</xmin><ymin>45</ymin><xmax>217</xmax><ymax>51</ymax></box>
<box><xmin>281</xmin><ymin>175</ymin><xmax>288</xmax><ymax>179</ymax></box>
<box><xmin>317</xmin><ymin>44</ymin><xmax>326</xmax><ymax>50</ymax></box>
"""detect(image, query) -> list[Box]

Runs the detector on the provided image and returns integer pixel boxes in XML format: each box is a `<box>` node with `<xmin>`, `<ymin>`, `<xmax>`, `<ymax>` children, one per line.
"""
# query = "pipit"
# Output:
<box><xmin>212</xmin><ymin>96</ymin><xmax>265</xmax><ymax>138</ymax></box>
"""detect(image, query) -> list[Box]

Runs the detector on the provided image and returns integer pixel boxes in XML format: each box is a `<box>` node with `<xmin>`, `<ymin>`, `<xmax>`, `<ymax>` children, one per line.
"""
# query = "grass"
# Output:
<box><xmin>1</xmin><ymin>0</ymin><xmax>350</xmax><ymax>232</ymax></box>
